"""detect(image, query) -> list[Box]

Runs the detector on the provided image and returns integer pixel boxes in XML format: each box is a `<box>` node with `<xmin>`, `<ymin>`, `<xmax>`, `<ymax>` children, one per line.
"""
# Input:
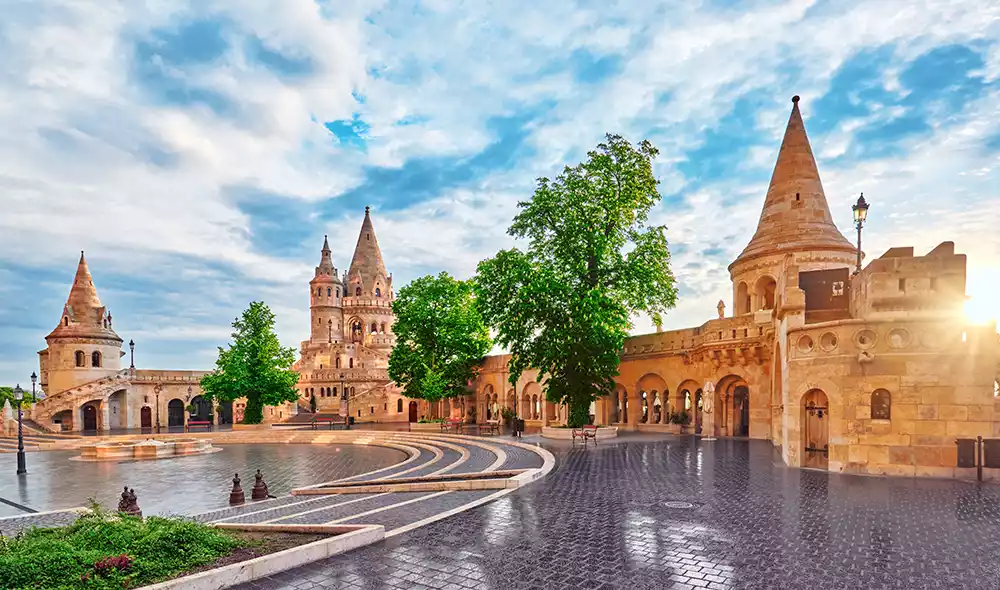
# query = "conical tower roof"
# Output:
<box><xmin>313</xmin><ymin>235</ymin><xmax>340</xmax><ymax>281</ymax></box>
<box><xmin>730</xmin><ymin>96</ymin><xmax>854</xmax><ymax>270</ymax></box>
<box><xmin>47</xmin><ymin>252</ymin><xmax>121</xmax><ymax>341</ymax></box>
<box><xmin>347</xmin><ymin>206</ymin><xmax>390</xmax><ymax>295</ymax></box>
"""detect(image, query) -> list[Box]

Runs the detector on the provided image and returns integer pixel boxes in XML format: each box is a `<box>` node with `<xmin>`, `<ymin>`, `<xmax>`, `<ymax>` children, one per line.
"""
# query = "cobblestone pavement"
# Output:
<box><xmin>0</xmin><ymin>443</ymin><xmax>404</xmax><ymax>518</ymax></box>
<box><xmin>236</xmin><ymin>436</ymin><xmax>1000</xmax><ymax>590</ymax></box>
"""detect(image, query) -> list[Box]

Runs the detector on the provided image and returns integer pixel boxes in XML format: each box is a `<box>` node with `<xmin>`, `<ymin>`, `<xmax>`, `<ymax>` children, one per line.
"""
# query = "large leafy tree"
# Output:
<box><xmin>476</xmin><ymin>134</ymin><xmax>677</xmax><ymax>427</ymax></box>
<box><xmin>200</xmin><ymin>301</ymin><xmax>299</xmax><ymax>424</ymax></box>
<box><xmin>388</xmin><ymin>272</ymin><xmax>492</xmax><ymax>402</ymax></box>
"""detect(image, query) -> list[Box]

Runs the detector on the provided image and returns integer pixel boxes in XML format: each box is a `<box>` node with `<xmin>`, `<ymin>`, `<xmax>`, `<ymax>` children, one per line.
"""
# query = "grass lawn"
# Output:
<box><xmin>0</xmin><ymin>504</ymin><xmax>249</xmax><ymax>589</ymax></box>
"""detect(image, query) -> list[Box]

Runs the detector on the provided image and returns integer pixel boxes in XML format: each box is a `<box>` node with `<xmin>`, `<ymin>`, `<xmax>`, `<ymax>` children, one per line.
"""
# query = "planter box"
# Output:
<box><xmin>541</xmin><ymin>426</ymin><xmax>618</xmax><ymax>440</ymax></box>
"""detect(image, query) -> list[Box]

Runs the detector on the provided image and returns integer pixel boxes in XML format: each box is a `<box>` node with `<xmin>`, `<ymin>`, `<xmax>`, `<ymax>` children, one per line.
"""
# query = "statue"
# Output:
<box><xmin>229</xmin><ymin>473</ymin><xmax>245</xmax><ymax>505</ymax></box>
<box><xmin>701</xmin><ymin>382</ymin><xmax>717</xmax><ymax>441</ymax></box>
<box><xmin>118</xmin><ymin>486</ymin><xmax>141</xmax><ymax>517</ymax></box>
<box><xmin>717</xmin><ymin>300</ymin><xmax>725</xmax><ymax>319</ymax></box>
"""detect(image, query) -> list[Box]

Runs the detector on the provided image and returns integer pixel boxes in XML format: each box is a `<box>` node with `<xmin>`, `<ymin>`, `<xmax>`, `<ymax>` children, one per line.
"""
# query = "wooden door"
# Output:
<box><xmin>82</xmin><ymin>405</ymin><xmax>98</xmax><ymax>431</ymax></box>
<box><xmin>408</xmin><ymin>401</ymin><xmax>418</xmax><ymax>423</ymax></box>
<box><xmin>803</xmin><ymin>390</ymin><xmax>829</xmax><ymax>469</ymax></box>
<box><xmin>140</xmin><ymin>407</ymin><xmax>152</xmax><ymax>428</ymax></box>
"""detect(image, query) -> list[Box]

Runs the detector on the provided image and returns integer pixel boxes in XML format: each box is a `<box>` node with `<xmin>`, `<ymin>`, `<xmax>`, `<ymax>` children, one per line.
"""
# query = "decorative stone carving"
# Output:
<box><xmin>819</xmin><ymin>331</ymin><xmax>839</xmax><ymax>352</ymax></box>
<box><xmin>887</xmin><ymin>328</ymin><xmax>912</xmax><ymax>349</ymax></box>
<box><xmin>853</xmin><ymin>329</ymin><xmax>877</xmax><ymax>350</ymax></box>
<box><xmin>796</xmin><ymin>334</ymin><xmax>814</xmax><ymax>354</ymax></box>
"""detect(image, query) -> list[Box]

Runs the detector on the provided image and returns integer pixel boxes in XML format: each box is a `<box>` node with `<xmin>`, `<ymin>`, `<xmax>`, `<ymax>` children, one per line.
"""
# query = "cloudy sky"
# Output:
<box><xmin>1</xmin><ymin>0</ymin><xmax>998</xmax><ymax>387</ymax></box>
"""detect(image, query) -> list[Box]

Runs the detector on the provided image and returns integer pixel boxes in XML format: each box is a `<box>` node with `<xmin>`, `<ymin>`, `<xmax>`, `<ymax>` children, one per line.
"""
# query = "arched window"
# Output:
<box><xmin>317</xmin><ymin>287</ymin><xmax>321</xmax><ymax>297</ymax></box>
<box><xmin>91</xmin><ymin>351</ymin><xmax>101</xmax><ymax>367</ymax></box>
<box><xmin>335</xmin><ymin>357</ymin><xmax>341</xmax><ymax>368</ymax></box>
<box><xmin>75</xmin><ymin>350</ymin><xmax>85</xmax><ymax>367</ymax></box>
<box><xmin>64</xmin><ymin>317</ymin><xmax>69</xmax><ymax>326</ymax></box>
<box><xmin>371</xmin><ymin>322</ymin><xmax>378</xmax><ymax>333</ymax></box>
<box><xmin>871</xmin><ymin>389</ymin><xmax>891</xmax><ymax>420</ymax></box>
<box><xmin>336</xmin><ymin>288</ymin><xmax>339</xmax><ymax>297</ymax></box>
<box><xmin>397</xmin><ymin>399</ymin><xmax>403</xmax><ymax>413</ymax></box>
<box><xmin>349</xmin><ymin>358</ymin><xmax>354</xmax><ymax>368</ymax></box>
<box><xmin>351</xmin><ymin>387</ymin><xmax>355</xmax><ymax>395</ymax></box>
<box><xmin>333</xmin><ymin>387</ymin><xmax>338</xmax><ymax>396</ymax></box>
<box><xmin>375</xmin><ymin>288</ymin><xmax>381</xmax><ymax>297</ymax></box>
<box><xmin>381</xmin><ymin>322</ymin><xmax>387</xmax><ymax>333</ymax></box>
<box><xmin>355</xmin><ymin>287</ymin><xmax>361</xmax><ymax>296</ymax></box>
<box><xmin>327</xmin><ymin>287</ymin><xmax>331</xmax><ymax>296</ymax></box>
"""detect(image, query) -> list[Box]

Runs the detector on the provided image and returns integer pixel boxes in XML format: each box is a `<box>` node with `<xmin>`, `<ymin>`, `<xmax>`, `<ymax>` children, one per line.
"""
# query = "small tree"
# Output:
<box><xmin>200</xmin><ymin>301</ymin><xmax>299</xmax><ymax>424</ymax></box>
<box><xmin>309</xmin><ymin>393</ymin><xmax>318</xmax><ymax>413</ymax></box>
<box><xmin>476</xmin><ymin>134</ymin><xmax>677</xmax><ymax>427</ymax></box>
<box><xmin>388</xmin><ymin>272</ymin><xmax>492</xmax><ymax>403</ymax></box>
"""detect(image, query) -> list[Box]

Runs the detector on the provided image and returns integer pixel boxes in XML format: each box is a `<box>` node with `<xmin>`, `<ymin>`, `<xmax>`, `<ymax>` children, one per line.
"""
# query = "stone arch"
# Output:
<box><xmin>715</xmin><ymin>374</ymin><xmax>750</xmax><ymax>437</ymax></box>
<box><xmin>636</xmin><ymin>373</ymin><xmax>668</xmax><ymax>425</ymax></box>
<box><xmin>91</xmin><ymin>351</ymin><xmax>102</xmax><ymax>367</ymax></box>
<box><xmin>736</xmin><ymin>281</ymin><xmax>750</xmax><ymax>315</ymax></box>
<box><xmin>107</xmin><ymin>389</ymin><xmax>127</xmax><ymax>429</ymax></box>
<box><xmin>755</xmin><ymin>274</ymin><xmax>777</xmax><ymax>311</ymax></box>
<box><xmin>676</xmin><ymin>379</ymin><xmax>700</xmax><ymax>417</ymax></box>
<box><xmin>167</xmin><ymin>398</ymin><xmax>185</xmax><ymax>427</ymax></box>
<box><xmin>523</xmin><ymin>382</ymin><xmax>541</xmax><ymax>420</ymax></box>
<box><xmin>75</xmin><ymin>350</ymin><xmax>86</xmax><ymax>367</ymax></box>
<box><xmin>802</xmin><ymin>388</ymin><xmax>830</xmax><ymax>469</ymax></box>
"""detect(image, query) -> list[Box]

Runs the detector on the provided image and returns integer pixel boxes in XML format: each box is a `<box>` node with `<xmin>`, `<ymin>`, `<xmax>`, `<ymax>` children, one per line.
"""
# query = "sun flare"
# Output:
<box><xmin>964</xmin><ymin>269</ymin><xmax>1000</xmax><ymax>326</ymax></box>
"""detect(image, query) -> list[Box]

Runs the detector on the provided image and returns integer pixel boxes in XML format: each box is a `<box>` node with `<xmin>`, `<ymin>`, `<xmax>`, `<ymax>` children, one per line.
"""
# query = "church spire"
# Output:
<box><xmin>347</xmin><ymin>206</ymin><xmax>390</xmax><ymax>298</ymax></box>
<box><xmin>315</xmin><ymin>234</ymin><xmax>337</xmax><ymax>278</ymax></box>
<box><xmin>730</xmin><ymin>96</ymin><xmax>854</xmax><ymax>270</ymax></box>
<box><xmin>47</xmin><ymin>251</ymin><xmax>120</xmax><ymax>340</ymax></box>
<box><xmin>67</xmin><ymin>251</ymin><xmax>103</xmax><ymax>315</ymax></box>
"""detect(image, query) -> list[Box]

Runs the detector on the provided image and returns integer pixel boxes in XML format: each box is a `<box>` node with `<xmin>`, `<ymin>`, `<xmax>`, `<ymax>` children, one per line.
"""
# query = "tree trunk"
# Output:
<box><xmin>567</xmin><ymin>397</ymin><xmax>591</xmax><ymax>428</ymax></box>
<box><xmin>243</xmin><ymin>396</ymin><xmax>264</xmax><ymax>424</ymax></box>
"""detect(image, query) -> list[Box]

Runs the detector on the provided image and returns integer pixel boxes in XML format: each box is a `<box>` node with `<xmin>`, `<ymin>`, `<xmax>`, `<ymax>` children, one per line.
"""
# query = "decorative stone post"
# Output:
<box><xmin>229</xmin><ymin>473</ymin><xmax>245</xmax><ymax>505</ymax></box>
<box><xmin>701</xmin><ymin>382</ymin><xmax>717</xmax><ymax>441</ymax></box>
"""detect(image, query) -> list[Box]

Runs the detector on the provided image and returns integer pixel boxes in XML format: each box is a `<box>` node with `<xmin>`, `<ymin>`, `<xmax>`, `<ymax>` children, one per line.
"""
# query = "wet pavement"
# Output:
<box><xmin>0</xmin><ymin>443</ymin><xmax>404</xmax><ymax>518</ymax></box>
<box><xmin>237</xmin><ymin>435</ymin><xmax>1000</xmax><ymax>590</ymax></box>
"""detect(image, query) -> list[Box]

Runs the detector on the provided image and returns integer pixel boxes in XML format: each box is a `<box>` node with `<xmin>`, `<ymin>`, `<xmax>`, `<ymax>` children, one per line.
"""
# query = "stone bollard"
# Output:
<box><xmin>229</xmin><ymin>473</ymin><xmax>245</xmax><ymax>505</ymax></box>
<box><xmin>251</xmin><ymin>469</ymin><xmax>269</xmax><ymax>501</ymax></box>
<box><xmin>117</xmin><ymin>485</ymin><xmax>142</xmax><ymax>517</ymax></box>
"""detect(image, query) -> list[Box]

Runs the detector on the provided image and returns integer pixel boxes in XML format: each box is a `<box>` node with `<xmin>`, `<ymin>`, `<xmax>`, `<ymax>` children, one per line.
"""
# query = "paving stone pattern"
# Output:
<box><xmin>340</xmin><ymin>490</ymin><xmax>496</xmax><ymax>530</ymax></box>
<box><xmin>237</xmin><ymin>437</ymin><xmax>1000</xmax><ymax>590</ymax></box>
<box><xmin>0</xmin><ymin>510</ymin><xmax>82</xmax><ymax>537</ymax></box>
<box><xmin>343</xmin><ymin>447</ymin><xmax>437</xmax><ymax>482</ymax></box>
<box><xmin>274</xmin><ymin>492</ymin><xmax>435</xmax><ymax>525</ymax></box>
<box><xmin>399</xmin><ymin>448</ymin><xmax>465</xmax><ymax>479</ymax></box>
<box><xmin>446</xmin><ymin>445</ymin><xmax>497</xmax><ymax>475</ymax></box>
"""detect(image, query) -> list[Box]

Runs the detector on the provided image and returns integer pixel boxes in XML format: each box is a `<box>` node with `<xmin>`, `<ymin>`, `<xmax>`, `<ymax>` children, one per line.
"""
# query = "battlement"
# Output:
<box><xmin>852</xmin><ymin>241</ymin><xmax>967</xmax><ymax>320</ymax></box>
<box><xmin>342</xmin><ymin>297</ymin><xmax>394</xmax><ymax>310</ymax></box>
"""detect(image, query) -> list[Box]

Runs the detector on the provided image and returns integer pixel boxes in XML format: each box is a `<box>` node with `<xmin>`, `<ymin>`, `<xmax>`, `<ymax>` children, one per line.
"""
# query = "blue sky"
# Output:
<box><xmin>1</xmin><ymin>0</ymin><xmax>998</xmax><ymax>387</ymax></box>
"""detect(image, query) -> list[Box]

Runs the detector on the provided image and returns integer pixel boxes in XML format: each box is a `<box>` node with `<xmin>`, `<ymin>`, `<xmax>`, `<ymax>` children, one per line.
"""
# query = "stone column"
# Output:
<box><xmin>100</xmin><ymin>401</ymin><xmax>111</xmax><ymax>432</ymax></box>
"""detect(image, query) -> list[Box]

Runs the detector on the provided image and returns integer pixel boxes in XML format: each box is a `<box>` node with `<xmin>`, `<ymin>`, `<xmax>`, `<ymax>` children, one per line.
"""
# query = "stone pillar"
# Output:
<box><xmin>99</xmin><ymin>402</ymin><xmax>110</xmax><ymax>432</ymax></box>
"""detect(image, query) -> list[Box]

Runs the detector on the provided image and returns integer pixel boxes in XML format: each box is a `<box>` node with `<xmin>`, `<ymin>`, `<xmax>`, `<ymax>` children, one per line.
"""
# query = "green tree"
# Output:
<box><xmin>0</xmin><ymin>386</ymin><xmax>28</xmax><ymax>410</ymax></box>
<box><xmin>476</xmin><ymin>134</ymin><xmax>677</xmax><ymax>427</ymax></box>
<box><xmin>199</xmin><ymin>301</ymin><xmax>299</xmax><ymax>424</ymax></box>
<box><xmin>388</xmin><ymin>272</ymin><xmax>492</xmax><ymax>402</ymax></box>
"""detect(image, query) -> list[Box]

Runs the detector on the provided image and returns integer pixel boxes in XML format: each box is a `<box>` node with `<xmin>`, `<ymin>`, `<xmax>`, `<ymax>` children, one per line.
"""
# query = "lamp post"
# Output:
<box><xmin>852</xmin><ymin>193</ymin><xmax>869</xmax><ymax>275</ymax></box>
<box><xmin>129</xmin><ymin>339</ymin><xmax>135</xmax><ymax>369</ymax></box>
<box><xmin>13</xmin><ymin>384</ymin><xmax>26</xmax><ymax>475</ymax></box>
<box><xmin>340</xmin><ymin>373</ymin><xmax>350</xmax><ymax>429</ymax></box>
<box><xmin>30</xmin><ymin>371</ymin><xmax>37</xmax><ymax>404</ymax></box>
<box><xmin>154</xmin><ymin>384</ymin><xmax>161</xmax><ymax>434</ymax></box>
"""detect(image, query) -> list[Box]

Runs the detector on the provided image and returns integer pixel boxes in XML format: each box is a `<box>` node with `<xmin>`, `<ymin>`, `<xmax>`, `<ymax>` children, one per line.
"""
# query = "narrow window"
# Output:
<box><xmin>371</xmin><ymin>322</ymin><xmax>377</xmax><ymax>333</ymax></box>
<box><xmin>317</xmin><ymin>287</ymin><xmax>321</xmax><ymax>297</ymax></box>
<box><xmin>92</xmin><ymin>351</ymin><xmax>101</xmax><ymax>367</ymax></box>
<box><xmin>64</xmin><ymin>317</ymin><xmax>69</xmax><ymax>326</ymax></box>
<box><xmin>367</xmin><ymin>233</ymin><xmax>370</xmax><ymax>240</ymax></box>
<box><xmin>355</xmin><ymin>287</ymin><xmax>361</xmax><ymax>296</ymax></box>
<box><xmin>381</xmin><ymin>322</ymin><xmax>387</xmax><ymax>333</ymax></box>
<box><xmin>336</xmin><ymin>288</ymin><xmax>340</xmax><ymax>297</ymax></box>
<box><xmin>795</xmin><ymin>192</ymin><xmax>800</xmax><ymax>201</ymax></box>
<box><xmin>327</xmin><ymin>287</ymin><xmax>331</xmax><ymax>296</ymax></box>
<box><xmin>333</xmin><ymin>387</ymin><xmax>338</xmax><ymax>396</ymax></box>
<box><xmin>349</xmin><ymin>358</ymin><xmax>354</xmax><ymax>368</ymax></box>
<box><xmin>335</xmin><ymin>357</ymin><xmax>341</xmax><ymax>368</ymax></box>
<box><xmin>898</xmin><ymin>279</ymin><xmax>906</xmax><ymax>293</ymax></box>
<box><xmin>871</xmin><ymin>389</ymin><xmax>891</xmax><ymax>420</ymax></box>
<box><xmin>397</xmin><ymin>399</ymin><xmax>403</xmax><ymax>412</ymax></box>
<box><xmin>75</xmin><ymin>351</ymin><xmax>85</xmax><ymax>367</ymax></box>
<box><xmin>375</xmin><ymin>287</ymin><xmax>381</xmax><ymax>297</ymax></box>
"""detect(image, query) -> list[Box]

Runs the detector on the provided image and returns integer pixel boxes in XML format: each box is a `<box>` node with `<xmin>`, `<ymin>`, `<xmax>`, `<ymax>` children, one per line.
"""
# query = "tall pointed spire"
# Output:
<box><xmin>315</xmin><ymin>235</ymin><xmax>337</xmax><ymax>278</ymax></box>
<box><xmin>47</xmin><ymin>251</ymin><xmax>120</xmax><ymax>340</ymax></box>
<box><xmin>730</xmin><ymin>96</ymin><xmax>854</xmax><ymax>270</ymax></box>
<box><xmin>347</xmin><ymin>206</ymin><xmax>390</xmax><ymax>297</ymax></box>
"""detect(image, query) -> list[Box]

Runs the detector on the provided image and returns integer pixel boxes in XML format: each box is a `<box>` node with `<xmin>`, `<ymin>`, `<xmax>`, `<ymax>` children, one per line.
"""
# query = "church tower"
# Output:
<box><xmin>309</xmin><ymin>236</ymin><xmax>344</xmax><ymax>344</ymax></box>
<box><xmin>343</xmin><ymin>206</ymin><xmax>395</xmax><ymax>349</ymax></box>
<box><xmin>39</xmin><ymin>252</ymin><xmax>123</xmax><ymax>394</ymax></box>
<box><xmin>728</xmin><ymin>96</ymin><xmax>856</xmax><ymax>316</ymax></box>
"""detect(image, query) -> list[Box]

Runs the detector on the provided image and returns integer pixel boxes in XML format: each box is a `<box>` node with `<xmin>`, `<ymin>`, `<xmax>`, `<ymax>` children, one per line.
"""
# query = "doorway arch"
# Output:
<box><xmin>140</xmin><ymin>406</ymin><xmax>152</xmax><ymax>429</ymax></box>
<box><xmin>167</xmin><ymin>399</ymin><xmax>185</xmax><ymax>427</ymax></box>
<box><xmin>408</xmin><ymin>400</ymin><xmax>418</xmax><ymax>422</ymax></box>
<box><xmin>190</xmin><ymin>395</ymin><xmax>212</xmax><ymax>422</ymax></box>
<box><xmin>82</xmin><ymin>404</ymin><xmax>98</xmax><ymax>431</ymax></box>
<box><xmin>802</xmin><ymin>389</ymin><xmax>829</xmax><ymax>469</ymax></box>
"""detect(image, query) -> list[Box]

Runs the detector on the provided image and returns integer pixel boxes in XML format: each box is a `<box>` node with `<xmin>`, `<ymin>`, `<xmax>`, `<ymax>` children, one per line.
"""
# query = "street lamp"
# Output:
<box><xmin>129</xmin><ymin>339</ymin><xmax>135</xmax><ymax>369</ymax></box>
<box><xmin>154</xmin><ymin>384</ymin><xmax>161</xmax><ymax>434</ymax></box>
<box><xmin>340</xmin><ymin>373</ymin><xmax>350</xmax><ymax>430</ymax></box>
<box><xmin>852</xmin><ymin>193</ymin><xmax>869</xmax><ymax>275</ymax></box>
<box><xmin>30</xmin><ymin>372</ymin><xmax>37</xmax><ymax>404</ymax></box>
<box><xmin>13</xmin><ymin>384</ymin><xmax>26</xmax><ymax>475</ymax></box>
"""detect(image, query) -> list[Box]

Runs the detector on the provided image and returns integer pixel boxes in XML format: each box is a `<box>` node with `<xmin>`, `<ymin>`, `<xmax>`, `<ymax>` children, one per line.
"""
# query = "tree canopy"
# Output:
<box><xmin>199</xmin><ymin>301</ymin><xmax>299</xmax><ymax>424</ymax></box>
<box><xmin>475</xmin><ymin>134</ymin><xmax>677</xmax><ymax>427</ymax></box>
<box><xmin>388</xmin><ymin>272</ymin><xmax>492</xmax><ymax>402</ymax></box>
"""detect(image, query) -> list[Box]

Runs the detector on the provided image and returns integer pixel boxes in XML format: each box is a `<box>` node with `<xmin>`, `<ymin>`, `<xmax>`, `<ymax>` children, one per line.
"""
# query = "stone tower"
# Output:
<box><xmin>728</xmin><ymin>96</ymin><xmax>856</xmax><ymax>316</ymax></box>
<box><xmin>309</xmin><ymin>235</ymin><xmax>344</xmax><ymax>344</ymax></box>
<box><xmin>343</xmin><ymin>206</ymin><xmax>395</xmax><ymax>350</ymax></box>
<box><xmin>39</xmin><ymin>252</ymin><xmax>123</xmax><ymax>394</ymax></box>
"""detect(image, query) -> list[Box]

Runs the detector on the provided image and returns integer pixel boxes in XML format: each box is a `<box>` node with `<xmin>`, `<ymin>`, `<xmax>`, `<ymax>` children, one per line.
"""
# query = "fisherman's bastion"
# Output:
<box><xmin>16</xmin><ymin>97</ymin><xmax>1000</xmax><ymax>480</ymax></box>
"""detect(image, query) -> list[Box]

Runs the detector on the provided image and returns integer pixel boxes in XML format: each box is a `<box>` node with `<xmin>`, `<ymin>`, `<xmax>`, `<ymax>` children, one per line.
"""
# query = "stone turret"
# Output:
<box><xmin>343</xmin><ymin>206</ymin><xmax>395</xmax><ymax>348</ymax></box>
<box><xmin>728</xmin><ymin>97</ymin><xmax>856</xmax><ymax>316</ymax></box>
<box><xmin>309</xmin><ymin>235</ymin><xmax>344</xmax><ymax>344</ymax></box>
<box><xmin>39</xmin><ymin>252</ymin><xmax>123</xmax><ymax>393</ymax></box>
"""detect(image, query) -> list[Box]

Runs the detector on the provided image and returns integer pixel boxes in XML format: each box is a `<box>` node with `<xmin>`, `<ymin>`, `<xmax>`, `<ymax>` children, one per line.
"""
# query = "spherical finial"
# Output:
<box><xmin>791</xmin><ymin>95</ymin><xmax>800</xmax><ymax>104</ymax></box>
<box><xmin>365</xmin><ymin>205</ymin><xmax>370</xmax><ymax>215</ymax></box>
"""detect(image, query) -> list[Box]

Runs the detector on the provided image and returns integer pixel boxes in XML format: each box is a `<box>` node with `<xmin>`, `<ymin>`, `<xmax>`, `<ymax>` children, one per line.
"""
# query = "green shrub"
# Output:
<box><xmin>0</xmin><ymin>507</ymin><xmax>244</xmax><ymax>589</ymax></box>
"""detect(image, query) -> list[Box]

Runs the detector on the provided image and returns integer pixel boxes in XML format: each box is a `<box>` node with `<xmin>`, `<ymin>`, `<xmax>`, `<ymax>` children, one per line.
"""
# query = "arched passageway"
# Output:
<box><xmin>167</xmin><ymin>399</ymin><xmax>185</xmax><ymax>427</ymax></box>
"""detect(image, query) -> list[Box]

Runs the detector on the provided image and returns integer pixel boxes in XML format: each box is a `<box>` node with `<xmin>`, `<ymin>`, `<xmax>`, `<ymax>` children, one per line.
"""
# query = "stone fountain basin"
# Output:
<box><xmin>76</xmin><ymin>438</ymin><xmax>218</xmax><ymax>461</ymax></box>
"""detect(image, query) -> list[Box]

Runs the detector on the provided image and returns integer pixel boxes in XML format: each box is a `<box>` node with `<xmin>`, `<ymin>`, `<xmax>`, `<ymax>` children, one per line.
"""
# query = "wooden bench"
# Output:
<box><xmin>186</xmin><ymin>420</ymin><xmax>213</xmax><ymax>432</ymax></box>
<box><xmin>572</xmin><ymin>424</ymin><xmax>598</xmax><ymax>445</ymax></box>
<box><xmin>440</xmin><ymin>417</ymin><xmax>463</xmax><ymax>433</ymax></box>
<box><xmin>481</xmin><ymin>419</ymin><xmax>501</xmax><ymax>436</ymax></box>
<box><xmin>311</xmin><ymin>416</ymin><xmax>348</xmax><ymax>430</ymax></box>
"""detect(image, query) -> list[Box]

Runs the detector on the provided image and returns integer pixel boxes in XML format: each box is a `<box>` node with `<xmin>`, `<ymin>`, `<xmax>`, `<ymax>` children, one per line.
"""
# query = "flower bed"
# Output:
<box><xmin>0</xmin><ymin>505</ymin><xmax>330</xmax><ymax>590</ymax></box>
